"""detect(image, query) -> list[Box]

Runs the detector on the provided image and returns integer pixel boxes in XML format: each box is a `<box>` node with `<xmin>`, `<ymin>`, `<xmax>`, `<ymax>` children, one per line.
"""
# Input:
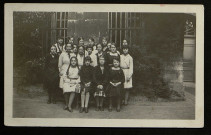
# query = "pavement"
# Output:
<box><xmin>13</xmin><ymin>85</ymin><xmax>195</xmax><ymax>119</ymax></box>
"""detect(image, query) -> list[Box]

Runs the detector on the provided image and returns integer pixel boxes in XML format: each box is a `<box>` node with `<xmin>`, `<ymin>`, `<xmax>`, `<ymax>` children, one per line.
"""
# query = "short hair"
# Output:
<box><xmin>99</xmin><ymin>55</ymin><xmax>105</xmax><ymax>60</ymax></box>
<box><xmin>77</xmin><ymin>37</ymin><xmax>84</xmax><ymax>43</ymax></box>
<box><xmin>89</xmin><ymin>37</ymin><xmax>95</xmax><ymax>42</ymax></box>
<box><xmin>96</xmin><ymin>43</ymin><xmax>102</xmax><ymax>48</ymax></box>
<box><xmin>84</xmin><ymin>56</ymin><xmax>92</xmax><ymax>61</ymax></box>
<box><xmin>65</xmin><ymin>43</ymin><xmax>72</xmax><ymax>50</ymax></box>
<box><xmin>86</xmin><ymin>45</ymin><xmax>93</xmax><ymax>51</ymax></box>
<box><xmin>113</xmin><ymin>57</ymin><xmax>120</xmax><ymax>62</ymax></box>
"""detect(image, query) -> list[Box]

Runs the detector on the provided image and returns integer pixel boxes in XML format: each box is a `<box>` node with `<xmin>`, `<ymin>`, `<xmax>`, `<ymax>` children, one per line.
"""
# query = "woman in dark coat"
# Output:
<box><xmin>45</xmin><ymin>45</ymin><xmax>59</xmax><ymax>104</ymax></box>
<box><xmin>106</xmin><ymin>58</ymin><xmax>125</xmax><ymax>112</ymax></box>
<box><xmin>93</xmin><ymin>56</ymin><xmax>108</xmax><ymax>111</ymax></box>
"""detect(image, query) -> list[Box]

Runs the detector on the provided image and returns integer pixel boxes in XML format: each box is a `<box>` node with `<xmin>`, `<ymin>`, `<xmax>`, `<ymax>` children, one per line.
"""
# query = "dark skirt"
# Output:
<box><xmin>106</xmin><ymin>83</ymin><xmax>123</xmax><ymax>97</ymax></box>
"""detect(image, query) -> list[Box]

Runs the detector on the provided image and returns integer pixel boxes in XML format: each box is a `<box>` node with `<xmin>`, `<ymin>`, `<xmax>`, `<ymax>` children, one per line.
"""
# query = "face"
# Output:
<box><xmin>113</xmin><ymin>59</ymin><xmax>120</xmax><ymax>68</ymax></box>
<box><xmin>85</xmin><ymin>60</ymin><xmax>91</xmax><ymax>66</ymax></box>
<box><xmin>89</xmin><ymin>39</ymin><xmax>94</xmax><ymax>46</ymax></box>
<box><xmin>66</xmin><ymin>44</ymin><xmax>72</xmax><ymax>52</ymax></box>
<box><xmin>123</xmin><ymin>48</ymin><xmax>129</xmax><ymax>54</ymax></box>
<box><xmin>73</xmin><ymin>45</ymin><xmax>77</xmax><ymax>53</ymax></box>
<box><xmin>99</xmin><ymin>58</ymin><xmax>105</xmax><ymax>66</ymax></box>
<box><xmin>110</xmin><ymin>44</ymin><xmax>116</xmax><ymax>53</ymax></box>
<box><xmin>102</xmin><ymin>39</ymin><xmax>107</xmax><ymax>47</ymax></box>
<box><xmin>97</xmin><ymin>44</ymin><xmax>102</xmax><ymax>52</ymax></box>
<box><xmin>79</xmin><ymin>39</ymin><xmax>84</xmax><ymax>46</ymax></box>
<box><xmin>71</xmin><ymin>58</ymin><xmax>77</xmax><ymax>67</ymax></box>
<box><xmin>78</xmin><ymin>47</ymin><xmax>84</xmax><ymax>55</ymax></box>
<box><xmin>69</xmin><ymin>38</ymin><xmax>74</xmax><ymax>44</ymax></box>
<box><xmin>58</xmin><ymin>38</ymin><xmax>63</xmax><ymax>44</ymax></box>
<box><xmin>50</xmin><ymin>46</ymin><xmax>57</xmax><ymax>54</ymax></box>
<box><xmin>107</xmin><ymin>43</ymin><xmax>111</xmax><ymax>50</ymax></box>
<box><xmin>87</xmin><ymin>48</ymin><xmax>92</xmax><ymax>55</ymax></box>
<box><xmin>123</xmin><ymin>40</ymin><xmax>127</xmax><ymax>45</ymax></box>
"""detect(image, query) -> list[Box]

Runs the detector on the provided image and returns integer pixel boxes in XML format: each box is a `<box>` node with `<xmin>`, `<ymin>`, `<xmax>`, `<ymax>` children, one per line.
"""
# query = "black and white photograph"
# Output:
<box><xmin>4</xmin><ymin>4</ymin><xmax>204</xmax><ymax>127</ymax></box>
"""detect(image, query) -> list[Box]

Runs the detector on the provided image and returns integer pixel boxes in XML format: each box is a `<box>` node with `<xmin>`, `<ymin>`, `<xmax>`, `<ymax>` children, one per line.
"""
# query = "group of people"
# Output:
<box><xmin>44</xmin><ymin>36</ymin><xmax>133</xmax><ymax>113</ymax></box>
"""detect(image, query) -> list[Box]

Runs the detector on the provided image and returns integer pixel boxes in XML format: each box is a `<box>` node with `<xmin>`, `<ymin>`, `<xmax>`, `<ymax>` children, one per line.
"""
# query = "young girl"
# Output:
<box><xmin>106</xmin><ymin>58</ymin><xmax>125</xmax><ymax>112</ymax></box>
<box><xmin>55</xmin><ymin>37</ymin><xmax>65</xmax><ymax>55</ymax></box>
<box><xmin>58</xmin><ymin>43</ymin><xmax>75</xmax><ymax>89</ymax></box>
<box><xmin>77</xmin><ymin>46</ymin><xmax>86</xmax><ymax>69</ymax></box>
<box><xmin>45</xmin><ymin>45</ymin><xmax>59</xmax><ymax>104</ymax></box>
<box><xmin>79</xmin><ymin>56</ymin><xmax>95</xmax><ymax>113</ymax></box>
<box><xmin>94</xmin><ymin>56</ymin><xmax>108</xmax><ymax>111</ymax></box>
<box><xmin>96</xmin><ymin>43</ymin><xmax>106</xmax><ymax>66</ymax></box>
<box><xmin>72</xmin><ymin>44</ymin><xmax>78</xmax><ymax>55</ymax></box>
<box><xmin>88</xmin><ymin>37</ymin><xmax>97</xmax><ymax>54</ymax></box>
<box><xmin>63</xmin><ymin>56</ymin><xmax>81</xmax><ymax>112</ymax></box>
<box><xmin>120</xmin><ymin>45</ymin><xmax>133</xmax><ymax>105</ymax></box>
<box><xmin>102</xmin><ymin>37</ymin><xmax>109</xmax><ymax>53</ymax></box>
<box><xmin>106</xmin><ymin>43</ymin><xmax>120</xmax><ymax>68</ymax></box>
<box><xmin>122</xmin><ymin>39</ymin><xmax>128</xmax><ymax>46</ymax></box>
<box><xmin>87</xmin><ymin>45</ymin><xmax>97</xmax><ymax>67</ymax></box>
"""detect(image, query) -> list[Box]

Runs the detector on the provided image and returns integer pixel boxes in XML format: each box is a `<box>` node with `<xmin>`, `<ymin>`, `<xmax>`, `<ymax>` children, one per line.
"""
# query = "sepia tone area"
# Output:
<box><xmin>13</xmin><ymin>12</ymin><xmax>195</xmax><ymax>119</ymax></box>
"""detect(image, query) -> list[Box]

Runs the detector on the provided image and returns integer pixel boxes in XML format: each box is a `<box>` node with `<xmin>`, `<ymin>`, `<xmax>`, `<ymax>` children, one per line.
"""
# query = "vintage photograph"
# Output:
<box><xmin>5</xmin><ymin>4</ymin><xmax>204</xmax><ymax>127</ymax></box>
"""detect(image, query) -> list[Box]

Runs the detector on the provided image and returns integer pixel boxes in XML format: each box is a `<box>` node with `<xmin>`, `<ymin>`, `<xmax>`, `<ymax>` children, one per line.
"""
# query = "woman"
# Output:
<box><xmin>58</xmin><ymin>43</ymin><xmax>75</xmax><ymax>89</ymax></box>
<box><xmin>45</xmin><ymin>45</ymin><xmax>59</xmax><ymax>104</ymax></box>
<box><xmin>106</xmin><ymin>43</ymin><xmax>120</xmax><ymax>68</ymax></box>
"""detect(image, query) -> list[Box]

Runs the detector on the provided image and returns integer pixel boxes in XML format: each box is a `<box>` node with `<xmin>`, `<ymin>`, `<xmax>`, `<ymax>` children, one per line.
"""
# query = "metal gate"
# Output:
<box><xmin>108</xmin><ymin>12</ymin><xmax>144</xmax><ymax>48</ymax></box>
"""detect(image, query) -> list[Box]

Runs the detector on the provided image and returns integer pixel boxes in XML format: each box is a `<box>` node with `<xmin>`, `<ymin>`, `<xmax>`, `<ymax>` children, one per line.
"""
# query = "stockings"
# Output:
<box><xmin>81</xmin><ymin>91</ymin><xmax>90</xmax><ymax>108</ymax></box>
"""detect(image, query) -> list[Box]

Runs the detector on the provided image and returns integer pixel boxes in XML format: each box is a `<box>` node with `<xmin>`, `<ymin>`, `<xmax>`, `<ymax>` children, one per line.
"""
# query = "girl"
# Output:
<box><xmin>45</xmin><ymin>45</ymin><xmax>59</xmax><ymax>104</ymax></box>
<box><xmin>122</xmin><ymin>39</ymin><xmax>128</xmax><ymax>46</ymax></box>
<box><xmin>120</xmin><ymin>45</ymin><xmax>133</xmax><ymax>105</ymax></box>
<box><xmin>88</xmin><ymin>37</ymin><xmax>98</xmax><ymax>54</ymax></box>
<box><xmin>87</xmin><ymin>45</ymin><xmax>97</xmax><ymax>67</ymax></box>
<box><xmin>67</xmin><ymin>36</ymin><xmax>74</xmax><ymax>44</ymax></box>
<box><xmin>106</xmin><ymin>58</ymin><xmax>125</xmax><ymax>112</ymax></box>
<box><xmin>106</xmin><ymin>43</ymin><xmax>120</xmax><ymax>68</ymax></box>
<box><xmin>77</xmin><ymin>46</ymin><xmax>86</xmax><ymax>69</ymax></box>
<box><xmin>72</xmin><ymin>44</ymin><xmax>78</xmax><ymax>55</ymax></box>
<box><xmin>94</xmin><ymin>56</ymin><xmax>108</xmax><ymax>111</ymax></box>
<box><xmin>55</xmin><ymin>37</ymin><xmax>65</xmax><ymax>55</ymax></box>
<box><xmin>79</xmin><ymin>56</ymin><xmax>95</xmax><ymax>113</ymax></box>
<box><xmin>102</xmin><ymin>37</ymin><xmax>109</xmax><ymax>53</ymax></box>
<box><xmin>96</xmin><ymin>43</ymin><xmax>106</xmax><ymax>66</ymax></box>
<box><xmin>58</xmin><ymin>44</ymin><xmax>76</xmax><ymax>89</ymax></box>
<box><xmin>63</xmin><ymin>56</ymin><xmax>81</xmax><ymax>112</ymax></box>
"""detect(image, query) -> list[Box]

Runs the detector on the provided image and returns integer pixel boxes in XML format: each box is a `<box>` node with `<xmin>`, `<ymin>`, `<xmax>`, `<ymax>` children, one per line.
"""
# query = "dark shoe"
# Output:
<box><xmin>95</xmin><ymin>106</ymin><xmax>99</xmax><ymax>111</ymax></box>
<box><xmin>85</xmin><ymin>107</ymin><xmax>89</xmax><ymax>113</ymax></box>
<box><xmin>68</xmin><ymin>107</ymin><xmax>73</xmax><ymax>112</ymax></box>
<box><xmin>47</xmin><ymin>100</ymin><xmax>51</xmax><ymax>104</ymax></box>
<box><xmin>79</xmin><ymin>107</ymin><xmax>84</xmax><ymax>113</ymax></box>
<box><xmin>100</xmin><ymin>106</ymin><xmax>104</xmax><ymax>111</ymax></box>
<box><xmin>63</xmin><ymin>106</ymin><xmax>68</xmax><ymax>110</ymax></box>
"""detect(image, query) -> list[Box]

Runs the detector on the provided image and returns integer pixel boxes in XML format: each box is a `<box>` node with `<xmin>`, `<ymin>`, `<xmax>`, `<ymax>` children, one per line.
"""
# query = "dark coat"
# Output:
<box><xmin>94</xmin><ymin>65</ymin><xmax>108</xmax><ymax>91</ymax></box>
<box><xmin>44</xmin><ymin>54</ymin><xmax>59</xmax><ymax>88</ymax></box>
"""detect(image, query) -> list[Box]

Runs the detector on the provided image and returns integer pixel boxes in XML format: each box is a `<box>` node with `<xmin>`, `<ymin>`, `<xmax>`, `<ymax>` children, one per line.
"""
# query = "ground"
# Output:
<box><xmin>13</xmin><ymin>83</ymin><xmax>195</xmax><ymax>119</ymax></box>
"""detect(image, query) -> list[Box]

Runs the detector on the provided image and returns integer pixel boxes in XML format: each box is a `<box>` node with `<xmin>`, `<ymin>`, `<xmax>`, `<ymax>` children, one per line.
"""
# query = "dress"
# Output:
<box><xmin>63</xmin><ymin>66</ymin><xmax>80</xmax><ymax>93</ymax></box>
<box><xmin>80</xmin><ymin>65</ymin><xmax>95</xmax><ymax>93</ymax></box>
<box><xmin>106</xmin><ymin>68</ymin><xmax>125</xmax><ymax>97</ymax></box>
<box><xmin>58</xmin><ymin>52</ymin><xmax>76</xmax><ymax>88</ymax></box>
<box><xmin>77</xmin><ymin>54</ymin><xmax>85</xmax><ymax>69</ymax></box>
<box><xmin>89</xmin><ymin>53</ymin><xmax>98</xmax><ymax>67</ymax></box>
<box><xmin>120</xmin><ymin>54</ymin><xmax>133</xmax><ymax>88</ymax></box>
<box><xmin>93</xmin><ymin>66</ymin><xmax>108</xmax><ymax>97</ymax></box>
<box><xmin>106</xmin><ymin>52</ymin><xmax>120</xmax><ymax>68</ymax></box>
